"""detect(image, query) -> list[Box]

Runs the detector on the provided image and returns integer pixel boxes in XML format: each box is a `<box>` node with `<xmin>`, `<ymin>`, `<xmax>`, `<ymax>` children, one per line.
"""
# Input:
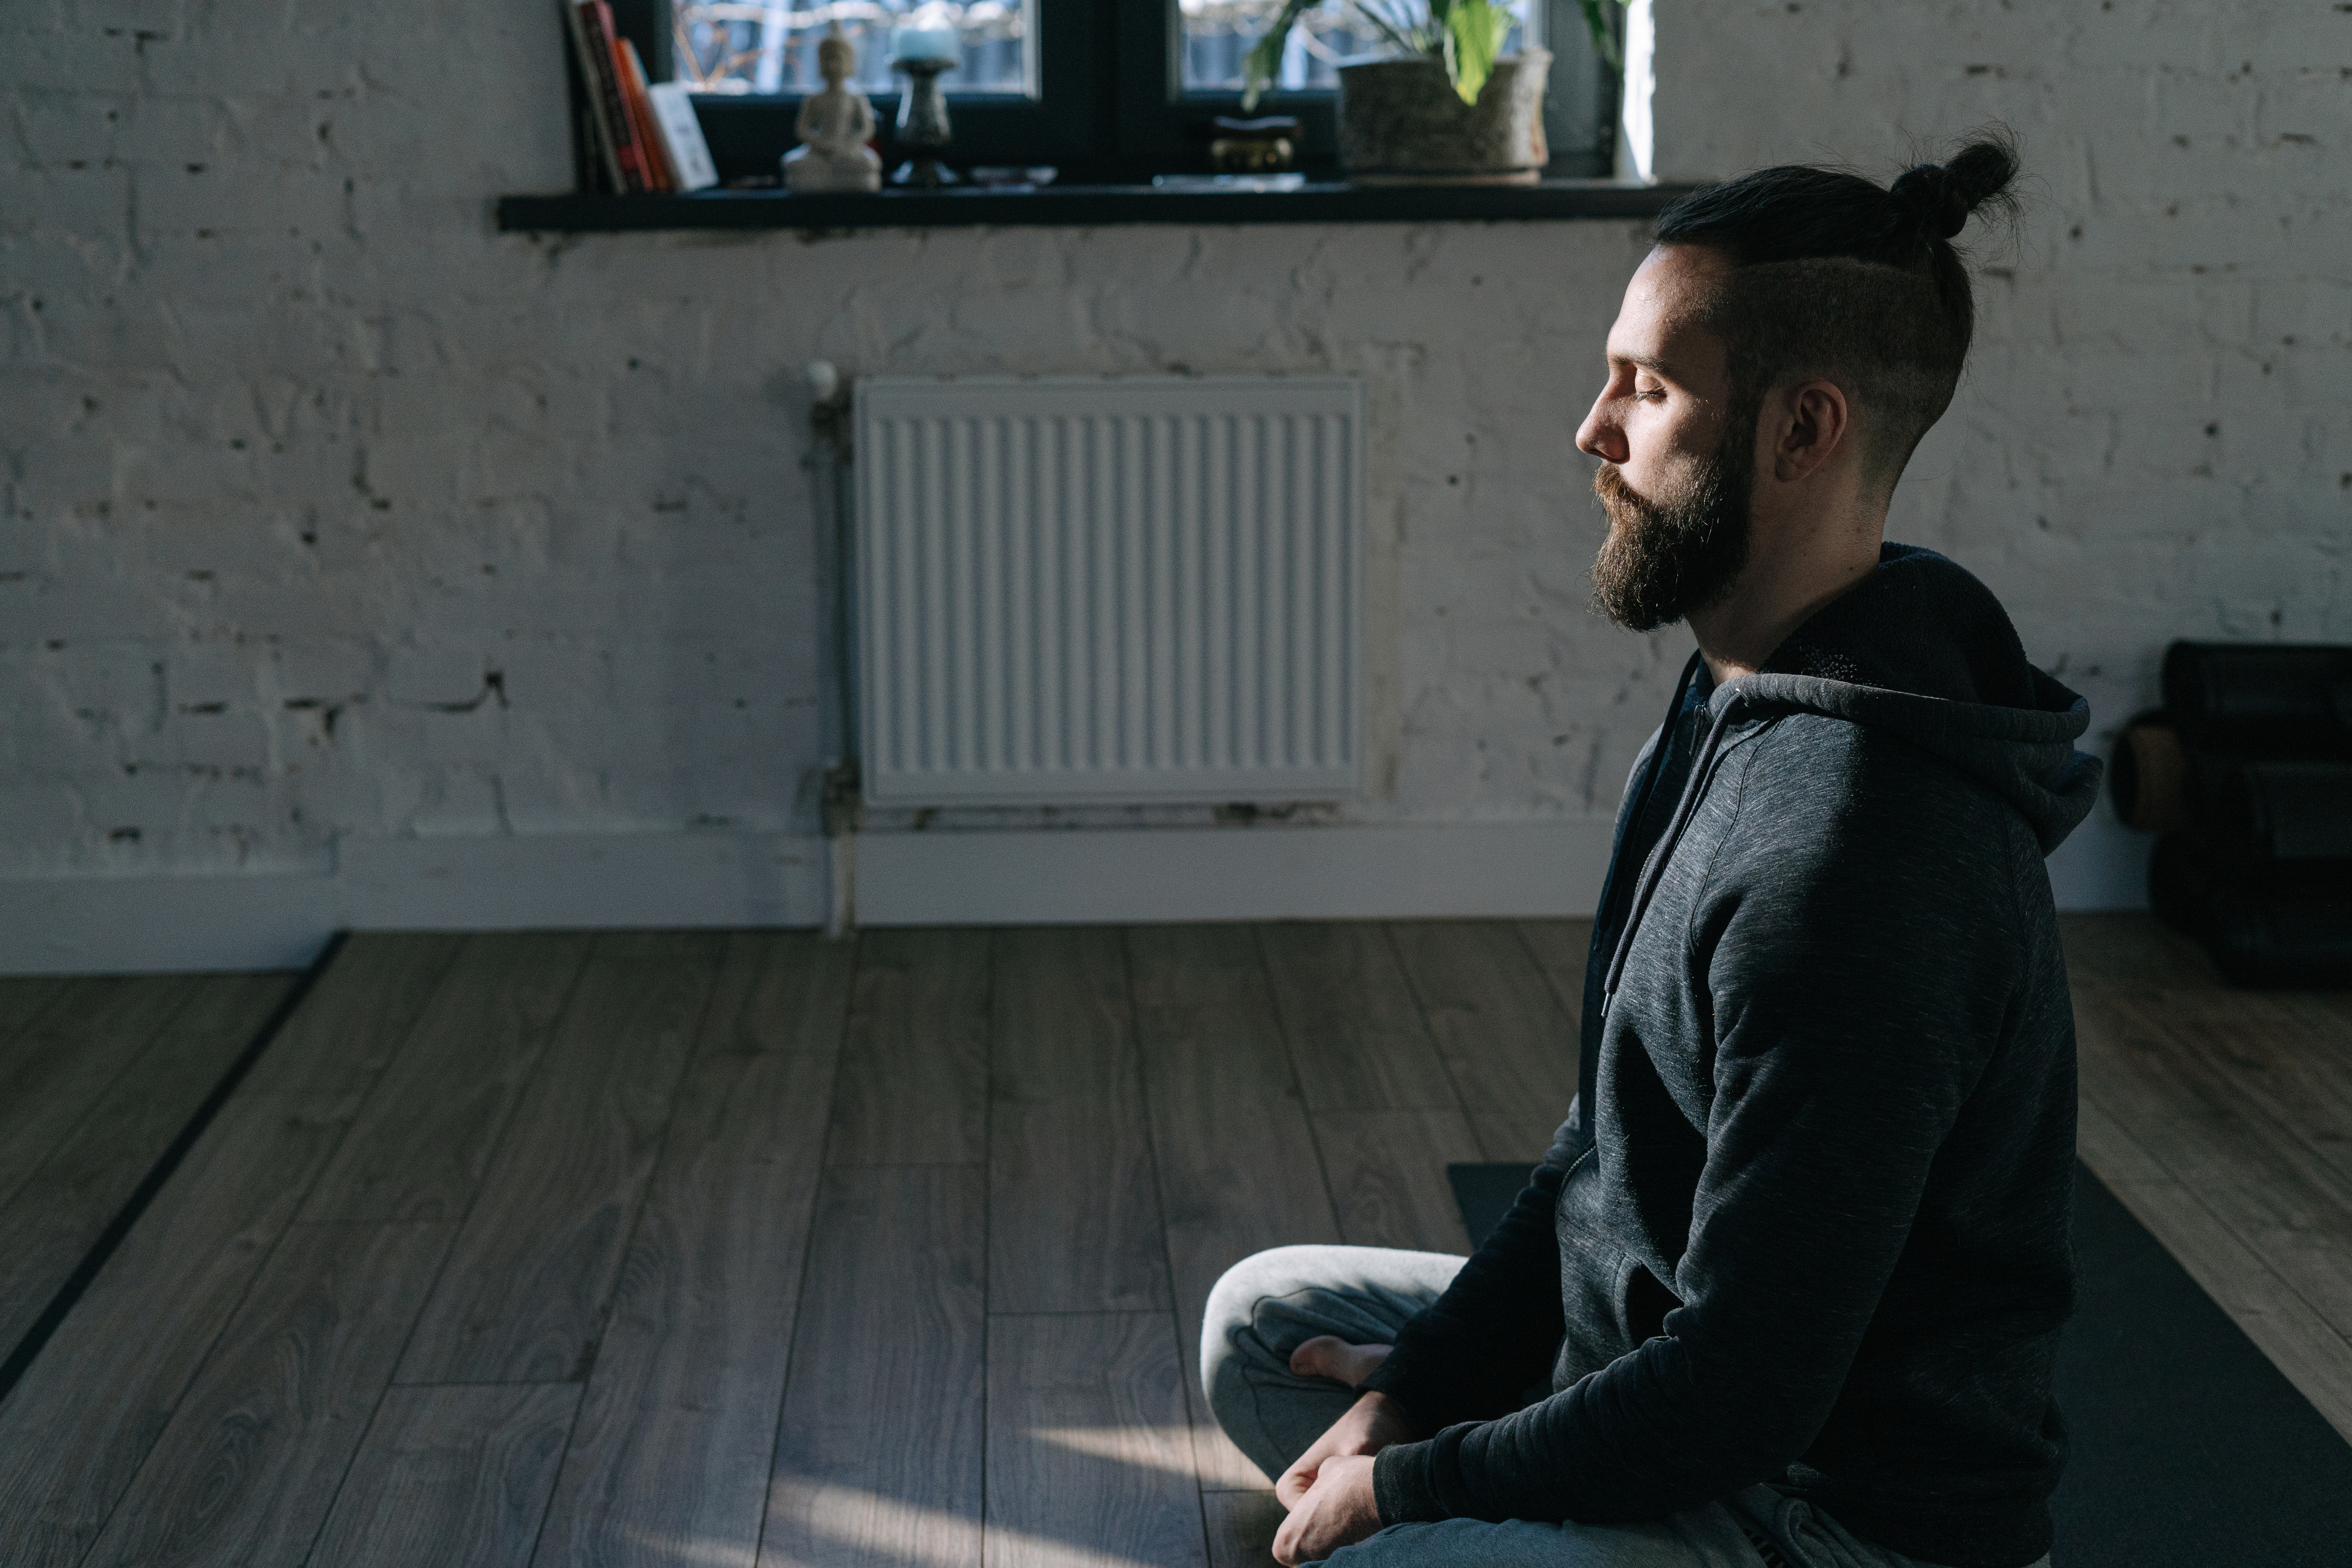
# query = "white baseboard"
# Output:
<box><xmin>2043</xmin><ymin>813</ymin><xmax>2154</xmax><ymax>913</ymax></box>
<box><xmin>0</xmin><ymin>814</ymin><xmax>2151</xmax><ymax>975</ymax></box>
<box><xmin>335</xmin><ymin>832</ymin><xmax>827</xmax><ymax>933</ymax></box>
<box><xmin>0</xmin><ymin>873</ymin><xmax>344</xmax><ymax>976</ymax></box>
<box><xmin>0</xmin><ymin>833</ymin><xmax>829</xmax><ymax>975</ymax></box>
<box><xmin>855</xmin><ymin>820</ymin><xmax>1622</xmax><ymax>926</ymax></box>
<box><xmin>854</xmin><ymin>814</ymin><xmax>2155</xmax><ymax>927</ymax></box>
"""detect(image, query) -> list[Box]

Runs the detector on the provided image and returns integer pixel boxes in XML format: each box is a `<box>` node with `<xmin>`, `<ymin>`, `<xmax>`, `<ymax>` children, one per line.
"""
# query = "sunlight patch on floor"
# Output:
<box><xmin>1029</xmin><ymin>1424</ymin><xmax>1202</xmax><ymax>1480</ymax></box>
<box><xmin>765</xmin><ymin>1476</ymin><xmax>1170</xmax><ymax>1568</ymax></box>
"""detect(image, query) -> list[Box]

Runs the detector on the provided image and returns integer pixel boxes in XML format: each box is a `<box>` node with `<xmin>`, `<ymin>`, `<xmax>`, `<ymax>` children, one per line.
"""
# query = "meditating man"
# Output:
<box><xmin>1202</xmin><ymin>135</ymin><xmax>2097</xmax><ymax>1568</ymax></box>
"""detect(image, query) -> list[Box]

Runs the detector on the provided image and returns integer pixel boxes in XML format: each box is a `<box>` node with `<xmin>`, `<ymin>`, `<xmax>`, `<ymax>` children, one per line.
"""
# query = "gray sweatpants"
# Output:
<box><xmin>1201</xmin><ymin>1245</ymin><xmax>2040</xmax><ymax>1568</ymax></box>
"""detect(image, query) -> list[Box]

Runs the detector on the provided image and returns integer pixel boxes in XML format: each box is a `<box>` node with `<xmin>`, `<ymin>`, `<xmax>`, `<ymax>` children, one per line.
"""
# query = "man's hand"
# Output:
<box><xmin>1270</xmin><ymin>1341</ymin><xmax>1410</xmax><ymax>1562</ymax></box>
<box><xmin>1273</xmin><ymin>1454</ymin><xmax>1381</xmax><ymax>1566</ymax></box>
<box><xmin>1271</xmin><ymin>1377</ymin><xmax>1414</xmax><ymax>1567</ymax></box>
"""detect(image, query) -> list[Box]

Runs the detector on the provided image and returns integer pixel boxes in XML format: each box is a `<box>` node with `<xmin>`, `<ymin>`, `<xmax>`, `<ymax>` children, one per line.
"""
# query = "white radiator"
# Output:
<box><xmin>854</xmin><ymin>375</ymin><xmax>1367</xmax><ymax>807</ymax></box>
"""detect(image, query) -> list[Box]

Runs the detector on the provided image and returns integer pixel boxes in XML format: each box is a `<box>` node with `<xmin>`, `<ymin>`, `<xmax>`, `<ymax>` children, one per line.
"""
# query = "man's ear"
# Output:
<box><xmin>1769</xmin><ymin>379</ymin><xmax>1852</xmax><ymax>483</ymax></box>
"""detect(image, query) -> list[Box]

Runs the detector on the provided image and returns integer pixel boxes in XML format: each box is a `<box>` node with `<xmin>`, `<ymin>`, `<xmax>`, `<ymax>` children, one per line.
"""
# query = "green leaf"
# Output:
<box><xmin>1443</xmin><ymin>0</ymin><xmax>1511</xmax><ymax>104</ymax></box>
<box><xmin>1241</xmin><ymin>0</ymin><xmax>1314</xmax><ymax>112</ymax></box>
<box><xmin>1355</xmin><ymin>0</ymin><xmax>1435</xmax><ymax>55</ymax></box>
<box><xmin>1577</xmin><ymin>0</ymin><xmax>1624</xmax><ymax>70</ymax></box>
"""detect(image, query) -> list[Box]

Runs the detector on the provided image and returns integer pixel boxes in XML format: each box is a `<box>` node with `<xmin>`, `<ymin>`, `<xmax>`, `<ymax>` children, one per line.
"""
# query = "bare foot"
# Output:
<box><xmin>1289</xmin><ymin>1335</ymin><xmax>1393</xmax><ymax>1386</ymax></box>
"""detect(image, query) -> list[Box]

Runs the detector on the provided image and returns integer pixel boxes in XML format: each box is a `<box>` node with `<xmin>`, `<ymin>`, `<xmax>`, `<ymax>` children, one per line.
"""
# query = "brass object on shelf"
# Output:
<box><xmin>1209</xmin><ymin>115</ymin><xmax>1301</xmax><ymax>176</ymax></box>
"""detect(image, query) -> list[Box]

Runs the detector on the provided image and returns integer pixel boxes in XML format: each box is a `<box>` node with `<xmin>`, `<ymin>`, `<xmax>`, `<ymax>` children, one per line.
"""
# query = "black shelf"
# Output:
<box><xmin>495</xmin><ymin>180</ymin><xmax>1697</xmax><ymax>233</ymax></box>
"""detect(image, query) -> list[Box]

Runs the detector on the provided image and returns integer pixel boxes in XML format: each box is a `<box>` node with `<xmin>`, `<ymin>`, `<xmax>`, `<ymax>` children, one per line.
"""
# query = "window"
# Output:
<box><xmin>1175</xmin><ymin>1</ymin><xmax>1537</xmax><ymax>95</ymax></box>
<box><xmin>674</xmin><ymin>2</ymin><xmax>1038</xmax><ymax>98</ymax></box>
<box><xmin>601</xmin><ymin>0</ymin><xmax>1615</xmax><ymax>188</ymax></box>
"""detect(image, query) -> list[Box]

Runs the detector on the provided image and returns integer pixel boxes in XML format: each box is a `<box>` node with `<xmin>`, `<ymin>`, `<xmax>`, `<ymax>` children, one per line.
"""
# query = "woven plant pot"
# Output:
<box><xmin>1337</xmin><ymin>50</ymin><xmax>1551</xmax><ymax>185</ymax></box>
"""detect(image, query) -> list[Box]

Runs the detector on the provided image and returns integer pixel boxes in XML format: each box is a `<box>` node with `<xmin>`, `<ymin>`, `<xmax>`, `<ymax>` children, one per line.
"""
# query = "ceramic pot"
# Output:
<box><xmin>1337</xmin><ymin>49</ymin><xmax>1551</xmax><ymax>185</ymax></box>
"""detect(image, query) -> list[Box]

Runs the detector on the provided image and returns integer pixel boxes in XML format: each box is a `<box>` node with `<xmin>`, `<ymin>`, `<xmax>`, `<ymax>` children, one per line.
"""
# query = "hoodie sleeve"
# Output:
<box><xmin>1373</xmin><ymin>733</ymin><xmax>2029</xmax><ymax>1525</ymax></box>
<box><xmin>1355</xmin><ymin>1118</ymin><xmax>1579</xmax><ymax>1430</ymax></box>
<box><xmin>1359</xmin><ymin>709</ymin><xmax>1692</xmax><ymax>1433</ymax></box>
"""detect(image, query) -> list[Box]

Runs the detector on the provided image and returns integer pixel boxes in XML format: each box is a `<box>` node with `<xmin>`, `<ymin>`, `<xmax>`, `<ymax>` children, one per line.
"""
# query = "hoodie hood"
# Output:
<box><xmin>1599</xmin><ymin>541</ymin><xmax>2101</xmax><ymax>1030</ymax></box>
<box><xmin>1727</xmin><ymin>543</ymin><xmax>2102</xmax><ymax>855</ymax></box>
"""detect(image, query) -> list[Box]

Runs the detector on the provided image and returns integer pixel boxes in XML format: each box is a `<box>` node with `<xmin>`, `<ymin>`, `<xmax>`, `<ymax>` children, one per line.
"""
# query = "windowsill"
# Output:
<box><xmin>493</xmin><ymin>179</ymin><xmax>1696</xmax><ymax>233</ymax></box>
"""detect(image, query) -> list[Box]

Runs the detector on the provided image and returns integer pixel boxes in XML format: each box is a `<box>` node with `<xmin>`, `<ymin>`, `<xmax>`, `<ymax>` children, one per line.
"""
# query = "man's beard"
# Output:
<box><xmin>1589</xmin><ymin>432</ymin><xmax>1754</xmax><ymax>632</ymax></box>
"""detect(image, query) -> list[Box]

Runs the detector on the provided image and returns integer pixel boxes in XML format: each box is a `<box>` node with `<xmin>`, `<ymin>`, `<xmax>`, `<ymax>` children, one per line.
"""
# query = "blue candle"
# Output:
<box><xmin>889</xmin><ymin>26</ymin><xmax>960</xmax><ymax>64</ymax></box>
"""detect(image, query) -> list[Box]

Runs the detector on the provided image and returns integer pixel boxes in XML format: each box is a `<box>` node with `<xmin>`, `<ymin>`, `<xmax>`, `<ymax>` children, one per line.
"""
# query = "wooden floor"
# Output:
<box><xmin>0</xmin><ymin>916</ymin><xmax>2344</xmax><ymax>1568</ymax></box>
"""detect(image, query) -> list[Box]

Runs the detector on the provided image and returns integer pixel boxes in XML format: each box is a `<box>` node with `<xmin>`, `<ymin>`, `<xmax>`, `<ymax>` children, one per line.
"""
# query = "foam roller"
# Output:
<box><xmin>2148</xmin><ymin>833</ymin><xmax>2352</xmax><ymax>987</ymax></box>
<box><xmin>2110</xmin><ymin>714</ymin><xmax>2193</xmax><ymax>833</ymax></box>
<box><xmin>2209</xmin><ymin>761</ymin><xmax>2352</xmax><ymax>863</ymax></box>
<box><xmin>2162</xmin><ymin>642</ymin><xmax>2352</xmax><ymax>758</ymax></box>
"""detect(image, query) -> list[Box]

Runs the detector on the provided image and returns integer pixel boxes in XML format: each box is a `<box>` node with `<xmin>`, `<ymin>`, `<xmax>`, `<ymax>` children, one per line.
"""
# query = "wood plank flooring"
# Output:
<box><xmin>536</xmin><ymin>936</ymin><xmax>848</xmax><ymax>1568</ymax></box>
<box><xmin>81</xmin><ymin>1220</ymin><xmax>454</xmax><ymax>1568</ymax></box>
<box><xmin>395</xmin><ymin>933</ymin><xmax>722</xmax><ymax>1386</ymax></box>
<box><xmin>764</xmin><ymin>1164</ymin><xmax>987</xmax><ymax>1568</ymax></box>
<box><xmin>0</xmin><ymin>973</ymin><xmax>296</xmax><ymax>1355</ymax></box>
<box><xmin>2067</xmin><ymin>914</ymin><xmax>2352</xmax><ymax>1439</ymax></box>
<box><xmin>0</xmin><ymin>914</ymin><xmax>2344</xmax><ymax>1568</ymax></box>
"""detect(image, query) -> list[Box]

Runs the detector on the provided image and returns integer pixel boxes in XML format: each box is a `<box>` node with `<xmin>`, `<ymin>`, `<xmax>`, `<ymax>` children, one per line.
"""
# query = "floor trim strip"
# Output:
<box><xmin>0</xmin><ymin>932</ymin><xmax>349</xmax><ymax>1408</ymax></box>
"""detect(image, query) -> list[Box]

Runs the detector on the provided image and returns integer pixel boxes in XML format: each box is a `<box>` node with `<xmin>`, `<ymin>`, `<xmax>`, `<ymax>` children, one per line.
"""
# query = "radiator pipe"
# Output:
<box><xmin>809</xmin><ymin>359</ymin><xmax>860</xmax><ymax>939</ymax></box>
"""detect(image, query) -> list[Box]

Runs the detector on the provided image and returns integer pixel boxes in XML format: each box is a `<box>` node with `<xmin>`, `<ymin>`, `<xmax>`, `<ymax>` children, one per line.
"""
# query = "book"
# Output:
<box><xmin>618</xmin><ymin>39</ymin><xmax>675</xmax><ymax>193</ymax></box>
<box><xmin>579</xmin><ymin>2</ymin><xmax>650</xmax><ymax>191</ymax></box>
<box><xmin>645</xmin><ymin>83</ymin><xmax>719</xmax><ymax>192</ymax></box>
<box><xmin>559</xmin><ymin>0</ymin><xmax>625</xmax><ymax>192</ymax></box>
<box><xmin>563</xmin><ymin>45</ymin><xmax>599</xmax><ymax>191</ymax></box>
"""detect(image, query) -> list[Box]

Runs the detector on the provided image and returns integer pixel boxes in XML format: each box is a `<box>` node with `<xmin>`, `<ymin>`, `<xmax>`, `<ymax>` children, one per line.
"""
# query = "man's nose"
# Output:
<box><xmin>1577</xmin><ymin>403</ymin><xmax>1626</xmax><ymax>464</ymax></box>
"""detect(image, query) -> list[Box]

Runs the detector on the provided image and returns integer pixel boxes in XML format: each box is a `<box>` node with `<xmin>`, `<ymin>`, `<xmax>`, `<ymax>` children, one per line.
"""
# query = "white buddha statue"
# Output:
<box><xmin>783</xmin><ymin>28</ymin><xmax>882</xmax><ymax>194</ymax></box>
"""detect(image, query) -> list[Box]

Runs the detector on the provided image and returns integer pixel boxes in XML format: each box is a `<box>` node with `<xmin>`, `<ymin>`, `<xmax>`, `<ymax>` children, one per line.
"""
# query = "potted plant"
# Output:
<box><xmin>1240</xmin><ymin>0</ymin><xmax>1550</xmax><ymax>184</ymax></box>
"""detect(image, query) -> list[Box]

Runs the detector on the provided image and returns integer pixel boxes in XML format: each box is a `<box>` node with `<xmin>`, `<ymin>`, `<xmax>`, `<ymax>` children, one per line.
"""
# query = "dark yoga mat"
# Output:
<box><xmin>1445</xmin><ymin>1160</ymin><xmax>2352</xmax><ymax>1568</ymax></box>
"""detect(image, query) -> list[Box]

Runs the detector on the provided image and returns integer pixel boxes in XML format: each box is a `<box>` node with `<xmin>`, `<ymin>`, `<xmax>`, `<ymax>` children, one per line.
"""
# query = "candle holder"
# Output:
<box><xmin>889</xmin><ymin>56</ymin><xmax>959</xmax><ymax>187</ymax></box>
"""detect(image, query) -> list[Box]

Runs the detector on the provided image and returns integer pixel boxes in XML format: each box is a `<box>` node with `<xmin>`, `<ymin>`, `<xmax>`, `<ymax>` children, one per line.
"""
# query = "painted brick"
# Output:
<box><xmin>0</xmin><ymin>0</ymin><xmax>2344</xmax><ymax>883</ymax></box>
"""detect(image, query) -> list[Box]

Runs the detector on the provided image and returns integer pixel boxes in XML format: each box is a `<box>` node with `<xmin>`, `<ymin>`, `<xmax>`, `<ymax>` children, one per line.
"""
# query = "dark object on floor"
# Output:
<box><xmin>2162</xmin><ymin>641</ymin><xmax>2352</xmax><ymax>758</ymax></box>
<box><xmin>2052</xmin><ymin>1166</ymin><xmax>2352</xmax><ymax>1566</ymax></box>
<box><xmin>2151</xmin><ymin>833</ymin><xmax>2352</xmax><ymax>986</ymax></box>
<box><xmin>1446</xmin><ymin>1161</ymin><xmax>2352</xmax><ymax>1568</ymax></box>
<box><xmin>2129</xmin><ymin>641</ymin><xmax>2352</xmax><ymax>986</ymax></box>
<box><xmin>1446</xmin><ymin>1162</ymin><xmax>1535</xmax><ymax>1253</ymax></box>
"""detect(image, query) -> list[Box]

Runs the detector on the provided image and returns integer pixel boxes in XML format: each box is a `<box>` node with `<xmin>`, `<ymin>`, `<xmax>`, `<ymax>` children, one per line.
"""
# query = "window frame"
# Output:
<box><xmin>606</xmin><ymin>0</ymin><xmax>1616</xmax><ymax>189</ymax></box>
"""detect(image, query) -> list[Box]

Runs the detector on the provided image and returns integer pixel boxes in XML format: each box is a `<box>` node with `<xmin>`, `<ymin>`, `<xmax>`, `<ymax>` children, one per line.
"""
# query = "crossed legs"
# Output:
<box><xmin>1199</xmin><ymin>1245</ymin><xmax>1964</xmax><ymax>1568</ymax></box>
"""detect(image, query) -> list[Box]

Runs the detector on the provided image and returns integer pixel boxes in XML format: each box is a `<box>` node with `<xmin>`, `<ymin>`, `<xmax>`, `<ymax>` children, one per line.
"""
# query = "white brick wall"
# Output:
<box><xmin>2</xmin><ymin>2</ymin><xmax>2344</xmax><ymax>962</ymax></box>
<box><xmin>1650</xmin><ymin>1</ymin><xmax>2349</xmax><ymax>912</ymax></box>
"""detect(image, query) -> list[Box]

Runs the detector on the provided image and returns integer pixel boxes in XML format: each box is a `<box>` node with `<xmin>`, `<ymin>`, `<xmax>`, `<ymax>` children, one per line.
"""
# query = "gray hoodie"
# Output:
<box><xmin>1364</xmin><ymin>545</ymin><xmax>2102</xmax><ymax>1568</ymax></box>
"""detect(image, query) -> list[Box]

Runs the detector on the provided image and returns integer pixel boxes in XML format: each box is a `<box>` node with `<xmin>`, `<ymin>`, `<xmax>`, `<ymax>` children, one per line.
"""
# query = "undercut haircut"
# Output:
<box><xmin>1653</xmin><ymin>132</ymin><xmax>2023</xmax><ymax>488</ymax></box>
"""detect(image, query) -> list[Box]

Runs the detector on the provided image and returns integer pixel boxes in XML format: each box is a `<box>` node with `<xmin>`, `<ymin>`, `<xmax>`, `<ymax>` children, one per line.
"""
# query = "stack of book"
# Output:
<box><xmin>563</xmin><ymin>1</ymin><xmax>718</xmax><ymax>194</ymax></box>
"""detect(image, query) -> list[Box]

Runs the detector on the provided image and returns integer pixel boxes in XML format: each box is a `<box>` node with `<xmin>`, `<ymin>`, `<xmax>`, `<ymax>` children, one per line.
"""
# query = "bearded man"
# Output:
<box><xmin>1199</xmin><ymin>135</ymin><xmax>2099</xmax><ymax>1568</ymax></box>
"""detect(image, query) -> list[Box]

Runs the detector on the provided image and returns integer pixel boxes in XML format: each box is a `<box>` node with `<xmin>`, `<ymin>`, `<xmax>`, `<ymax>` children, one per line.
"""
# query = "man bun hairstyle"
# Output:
<box><xmin>1653</xmin><ymin>130</ymin><xmax>2022</xmax><ymax>487</ymax></box>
